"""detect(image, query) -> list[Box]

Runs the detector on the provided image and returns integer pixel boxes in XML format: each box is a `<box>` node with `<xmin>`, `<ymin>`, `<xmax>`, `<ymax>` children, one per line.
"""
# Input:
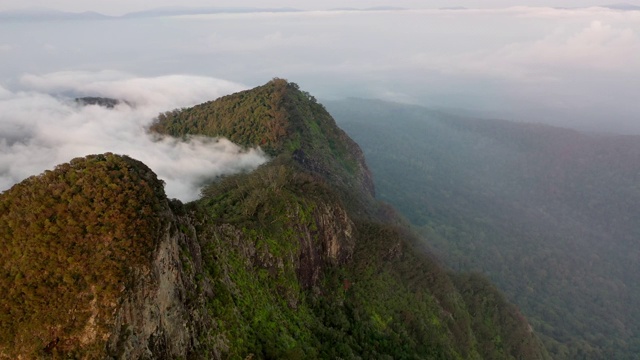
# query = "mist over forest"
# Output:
<box><xmin>328</xmin><ymin>98</ymin><xmax>640</xmax><ymax>358</ymax></box>
<box><xmin>1</xmin><ymin>2</ymin><xmax>640</xmax><ymax>359</ymax></box>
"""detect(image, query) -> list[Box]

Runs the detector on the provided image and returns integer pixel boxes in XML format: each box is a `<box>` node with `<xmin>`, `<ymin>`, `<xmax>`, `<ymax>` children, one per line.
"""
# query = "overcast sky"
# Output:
<box><xmin>2</xmin><ymin>5</ymin><xmax>637</xmax><ymax>130</ymax></box>
<box><xmin>1</xmin><ymin>2</ymin><xmax>640</xmax><ymax>196</ymax></box>
<box><xmin>2</xmin><ymin>0</ymin><xmax>640</xmax><ymax>14</ymax></box>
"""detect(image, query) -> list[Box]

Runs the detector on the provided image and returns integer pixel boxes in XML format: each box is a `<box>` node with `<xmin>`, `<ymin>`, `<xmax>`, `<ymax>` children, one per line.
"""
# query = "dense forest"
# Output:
<box><xmin>328</xmin><ymin>98</ymin><xmax>640</xmax><ymax>359</ymax></box>
<box><xmin>0</xmin><ymin>154</ymin><xmax>168</xmax><ymax>357</ymax></box>
<box><xmin>0</xmin><ymin>80</ymin><xmax>549</xmax><ymax>358</ymax></box>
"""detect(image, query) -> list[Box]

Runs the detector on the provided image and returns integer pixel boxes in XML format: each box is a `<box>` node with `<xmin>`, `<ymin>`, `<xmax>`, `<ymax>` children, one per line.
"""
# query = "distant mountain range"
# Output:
<box><xmin>0</xmin><ymin>7</ymin><xmax>301</xmax><ymax>21</ymax></box>
<box><xmin>0</xmin><ymin>9</ymin><xmax>109</xmax><ymax>21</ymax></box>
<box><xmin>0</xmin><ymin>3</ymin><xmax>640</xmax><ymax>21</ymax></box>
<box><xmin>120</xmin><ymin>6</ymin><xmax>301</xmax><ymax>18</ymax></box>
<box><xmin>2</xmin><ymin>4</ymin><xmax>638</xmax><ymax>21</ymax></box>
<box><xmin>600</xmin><ymin>3</ymin><xmax>640</xmax><ymax>10</ymax></box>
<box><xmin>0</xmin><ymin>6</ymin><xmax>412</xmax><ymax>21</ymax></box>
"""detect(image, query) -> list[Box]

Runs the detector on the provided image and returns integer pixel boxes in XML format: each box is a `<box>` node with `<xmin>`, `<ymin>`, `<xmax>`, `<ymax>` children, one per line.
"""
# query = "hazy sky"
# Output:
<box><xmin>2</xmin><ymin>0</ymin><xmax>640</xmax><ymax>14</ymax></box>
<box><xmin>1</xmin><ymin>3</ymin><xmax>640</xmax><ymax>196</ymax></box>
<box><xmin>2</xmin><ymin>6</ymin><xmax>637</xmax><ymax>129</ymax></box>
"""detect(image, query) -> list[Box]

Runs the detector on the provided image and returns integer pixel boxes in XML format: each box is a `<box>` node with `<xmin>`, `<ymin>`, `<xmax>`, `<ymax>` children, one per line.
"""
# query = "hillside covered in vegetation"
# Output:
<box><xmin>0</xmin><ymin>80</ymin><xmax>549</xmax><ymax>359</ymax></box>
<box><xmin>328</xmin><ymin>98</ymin><xmax>640</xmax><ymax>360</ymax></box>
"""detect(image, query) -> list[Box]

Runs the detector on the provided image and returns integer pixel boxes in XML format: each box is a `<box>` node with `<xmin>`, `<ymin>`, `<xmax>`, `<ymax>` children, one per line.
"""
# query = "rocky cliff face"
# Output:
<box><xmin>106</xmin><ymin>221</ymin><xmax>195</xmax><ymax>359</ymax></box>
<box><xmin>294</xmin><ymin>201</ymin><xmax>355</xmax><ymax>290</ymax></box>
<box><xmin>100</xmin><ymin>175</ymin><xmax>358</xmax><ymax>358</ymax></box>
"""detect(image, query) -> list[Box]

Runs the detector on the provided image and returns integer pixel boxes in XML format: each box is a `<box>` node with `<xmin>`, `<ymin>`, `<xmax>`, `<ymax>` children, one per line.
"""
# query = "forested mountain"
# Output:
<box><xmin>327</xmin><ymin>98</ymin><xmax>640</xmax><ymax>359</ymax></box>
<box><xmin>0</xmin><ymin>80</ymin><xmax>549</xmax><ymax>359</ymax></box>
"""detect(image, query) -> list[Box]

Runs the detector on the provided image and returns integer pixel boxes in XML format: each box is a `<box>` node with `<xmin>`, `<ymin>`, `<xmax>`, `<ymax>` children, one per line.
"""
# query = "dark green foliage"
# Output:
<box><xmin>190</xmin><ymin>159</ymin><xmax>549</xmax><ymax>359</ymax></box>
<box><xmin>75</xmin><ymin>97</ymin><xmax>125</xmax><ymax>108</ymax></box>
<box><xmin>329</xmin><ymin>98</ymin><xmax>640</xmax><ymax>359</ymax></box>
<box><xmin>150</xmin><ymin>79</ymin><xmax>291</xmax><ymax>154</ymax></box>
<box><xmin>453</xmin><ymin>273</ymin><xmax>547</xmax><ymax>360</ymax></box>
<box><xmin>200</xmin><ymin>157</ymin><xmax>337</xmax><ymax>227</ymax></box>
<box><xmin>0</xmin><ymin>153</ymin><xmax>167</xmax><ymax>357</ymax></box>
<box><xmin>338</xmin><ymin>221</ymin><xmax>476</xmax><ymax>360</ymax></box>
<box><xmin>192</xmin><ymin>163</ymin><xmax>324</xmax><ymax>358</ymax></box>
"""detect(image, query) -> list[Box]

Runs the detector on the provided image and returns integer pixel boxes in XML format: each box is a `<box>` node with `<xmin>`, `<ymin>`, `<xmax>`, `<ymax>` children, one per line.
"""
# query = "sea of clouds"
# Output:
<box><xmin>0</xmin><ymin>71</ymin><xmax>268</xmax><ymax>201</ymax></box>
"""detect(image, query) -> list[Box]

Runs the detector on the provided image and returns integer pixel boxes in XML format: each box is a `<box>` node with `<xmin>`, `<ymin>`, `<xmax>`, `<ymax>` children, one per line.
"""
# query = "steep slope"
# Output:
<box><xmin>328</xmin><ymin>98</ymin><xmax>640</xmax><ymax>359</ymax></box>
<box><xmin>0</xmin><ymin>81</ymin><xmax>548</xmax><ymax>359</ymax></box>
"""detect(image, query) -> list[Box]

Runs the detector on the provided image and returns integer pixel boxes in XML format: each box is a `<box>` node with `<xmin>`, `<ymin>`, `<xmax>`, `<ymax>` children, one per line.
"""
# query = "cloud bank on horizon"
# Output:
<box><xmin>1</xmin><ymin>5</ymin><xmax>639</xmax><ymax>135</ymax></box>
<box><xmin>0</xmin><ymin>72</ymin><xmax>268</xmax><ymax>201</ymax></box>
<box><xmin>2</xmin><ymin>0</ymin><xmax>640</xmax><ymax>15</ymax></box>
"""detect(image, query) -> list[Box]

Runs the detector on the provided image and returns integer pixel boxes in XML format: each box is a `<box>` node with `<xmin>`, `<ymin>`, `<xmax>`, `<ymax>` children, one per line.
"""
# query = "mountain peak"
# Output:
<box><xmin>0</xmin><ymin>153</ymin><xmax>169</xmax><ymax>357</ymax></box>
<box><xmin>150</xmin><ymin>78</ymin><xmax>311</xmax><ymax>153</ymax></box>
<box><xmin>151</xmin><ymin>78</ymin><xmax>375</xmax><ymax>199</ymax></box>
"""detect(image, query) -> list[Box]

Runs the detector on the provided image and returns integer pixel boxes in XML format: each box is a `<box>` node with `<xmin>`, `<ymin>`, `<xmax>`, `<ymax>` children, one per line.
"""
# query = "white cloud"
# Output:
<box><xmin>0</xmin><ymin>85</ymin><xmax>11</xmax><ymax>98</ymax></box>
<box><xmin>202</xmin><ymin>30</ymin><xmax>326</xmax><ymax>53</ymax></box>
<box><xmin>20</xmin><ymin>71</ymin><xmax>244</xmax><ymax>108</ymax></box>
<box><xmin>0</xmin><ymin>72</ymin><xmax>268</xmax><ymax>201</ymax></box>
<box><xmin>410</xmin><ymin>19</ymin><xmax>640</xmax><ymax>82</ymax></box>
<box><xmin>500</xmin><ymin>20</ymin><xmax>640</xmax><ymax>71</ymax></box>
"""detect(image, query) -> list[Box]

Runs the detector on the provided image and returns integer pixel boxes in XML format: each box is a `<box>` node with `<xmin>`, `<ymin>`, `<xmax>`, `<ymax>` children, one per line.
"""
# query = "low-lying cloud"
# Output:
<box><xmin>411</xmin><ymin>19</ymin><xmax>640</xmax><ymax>81</ymax></box>
<box><xmin>0</xmin><ymin>71</ymin><xmax>269</xmax><ymax>201</ymax></box>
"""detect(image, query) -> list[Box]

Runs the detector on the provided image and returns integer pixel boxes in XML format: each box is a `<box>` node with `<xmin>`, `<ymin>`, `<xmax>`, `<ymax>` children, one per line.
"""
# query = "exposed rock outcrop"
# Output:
<box><xmin>106</xmin><ymin>222</ymin><xmax>195</xmax><ymax>359</ymax></box>
<box><xmin>296</xmin><ymin>202</ymin><xmax>355</xmax><ymax>289</ymax></box>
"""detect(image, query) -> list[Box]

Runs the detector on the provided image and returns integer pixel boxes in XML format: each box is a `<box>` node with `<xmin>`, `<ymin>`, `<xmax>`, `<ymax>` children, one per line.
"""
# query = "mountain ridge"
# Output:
<box><xmin>0</xmin><ymin>80</ymin><xmax>549</xmax><ymax>359</ymax></box>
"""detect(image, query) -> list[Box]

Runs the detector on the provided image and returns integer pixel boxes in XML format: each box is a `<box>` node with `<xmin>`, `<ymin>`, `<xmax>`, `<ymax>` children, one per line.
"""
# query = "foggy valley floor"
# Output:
<box><xmin>328</xmin><ymin>97</ymin><xmax>640</xmax><ymax>359</ymax></box>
